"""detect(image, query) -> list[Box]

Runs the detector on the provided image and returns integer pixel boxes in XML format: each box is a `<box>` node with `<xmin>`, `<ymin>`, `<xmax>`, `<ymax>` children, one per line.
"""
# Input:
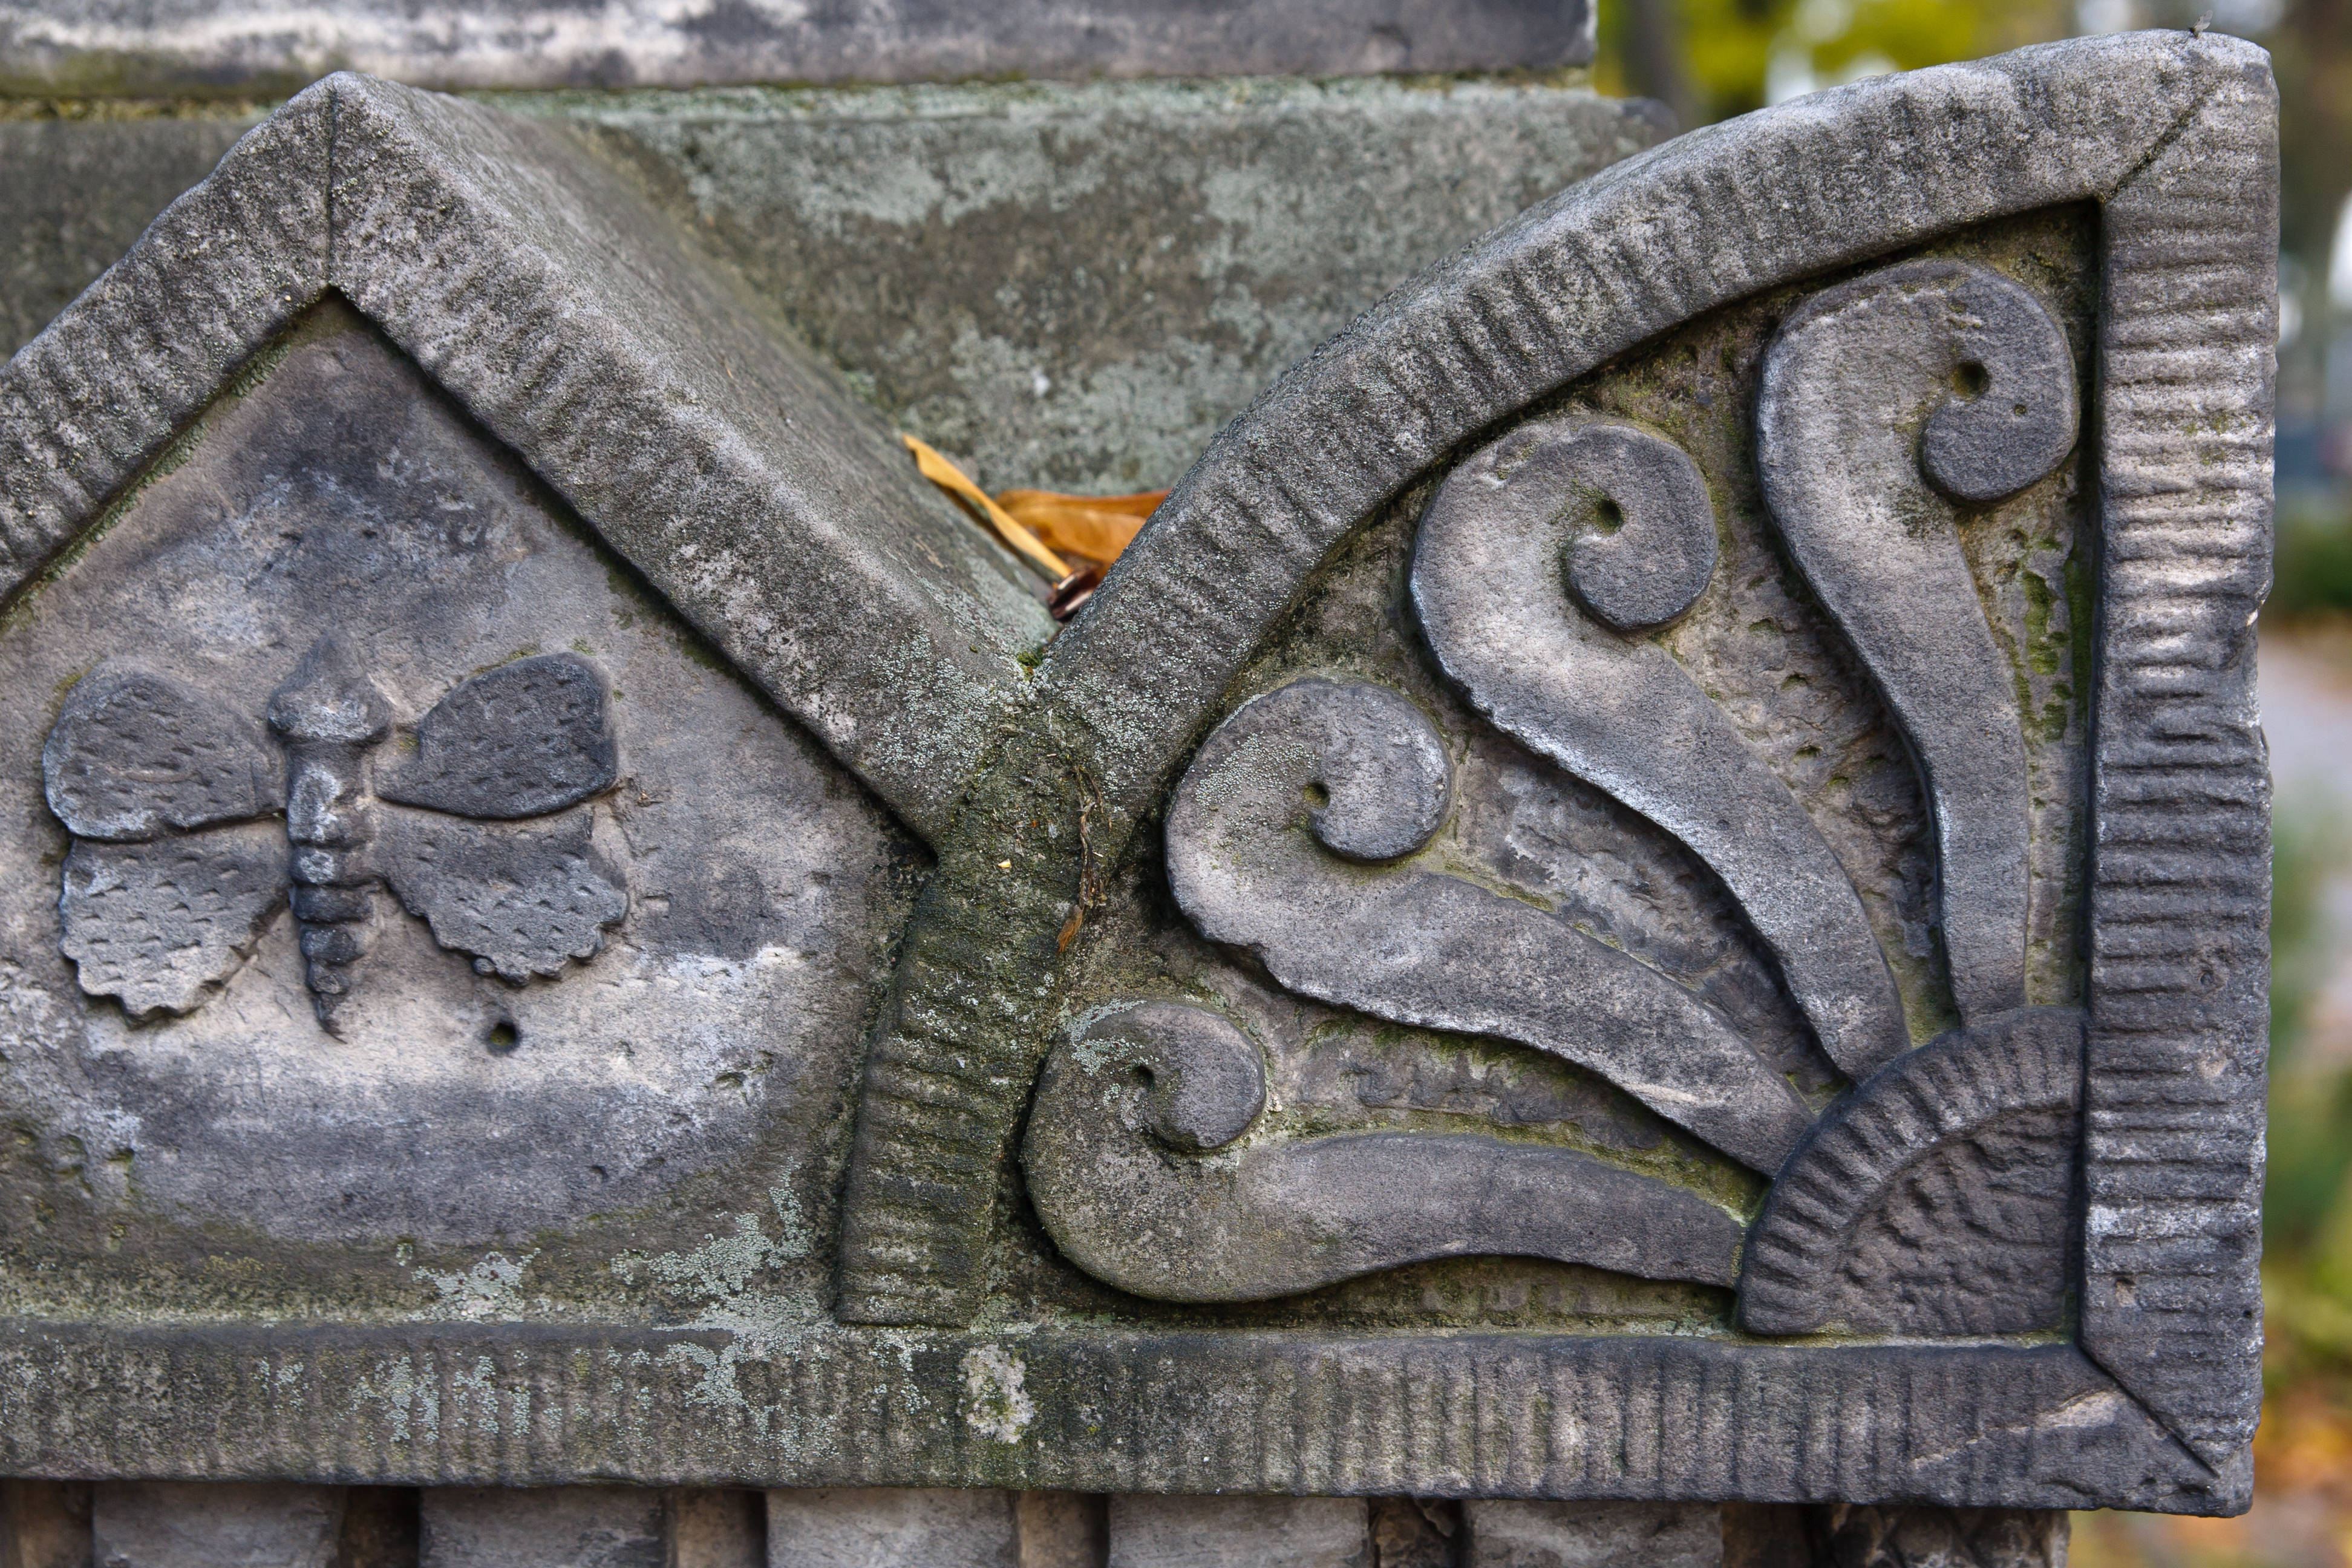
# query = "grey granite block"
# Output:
<box><xmin>1107</xmin><ymin>1496</ymin><xmax>1369</xmax><ymax>1568</ymax></box>
<box><xmin>93</xmin><ymin>1483</ymin><xmax>345</xmax><ymax>1568</ymax></box>
<box><xmin>766</xmin><ymin>1489</ymin><xmax>1018</xmax><ymax>1568</ymax></box>
<box><xmin>421</xmin><ymin>1487</ymin><xmax>665</xmax><ymax>1568</ymax></box>
<box><xmin>0</xmin><ymin>29</ymin><xmax>2275</xmax><ymax>1523</ymax></box>
<box><xmin>1463</xmin><ymin>1502</ymin><xmax>1720</xmax><ymax>1568</ymax></box>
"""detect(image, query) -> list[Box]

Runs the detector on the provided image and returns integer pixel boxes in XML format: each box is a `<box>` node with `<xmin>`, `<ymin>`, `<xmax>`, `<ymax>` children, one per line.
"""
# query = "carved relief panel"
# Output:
<box><xmin>0</xmin><ymin>302</ymin><xmax>916</xmax><ymax>1285</ymax></box>
<box><xmin>1023</xmin><ymin>217</ymin><xmax>2097</xmax><ymax>1337</ymax></box>
<box><xmin>0</xmin><ymin>36</ymin><xmax>2272</xmax><ymax>1518</ymax></box>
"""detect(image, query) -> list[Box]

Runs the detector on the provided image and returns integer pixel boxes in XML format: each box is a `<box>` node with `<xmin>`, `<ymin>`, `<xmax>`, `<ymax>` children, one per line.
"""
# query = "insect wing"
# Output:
<box><xmin>44</xmin><ymin>663</ymin><xmax>283</xmax><ymax>841</ymax></box>
<box><xmin>59</xmin><ymin>823</ymin><xmax>287</xmax><ymax>1017</ymax></box>
<box><xmin>378</xmin><ymin>805</ymin><xmax>627</xmax><ymax>982</ymax></box>
<box><xmin>376</xmin><ymin>653</ymin><xmax>618</xmax><ymax>819</ymax></box>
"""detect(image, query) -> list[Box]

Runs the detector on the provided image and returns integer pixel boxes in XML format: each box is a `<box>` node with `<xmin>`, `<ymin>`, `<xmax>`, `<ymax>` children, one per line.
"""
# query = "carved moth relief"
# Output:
<box><xmin>45</xmin><ymin>639</ymin><xmax>627</xmax><ymax>1025</ymax></box>
<box><xmin>1026</xmin><ymin>255</ymin><xmax>2092</xmax><ymax>1334</ymax></box>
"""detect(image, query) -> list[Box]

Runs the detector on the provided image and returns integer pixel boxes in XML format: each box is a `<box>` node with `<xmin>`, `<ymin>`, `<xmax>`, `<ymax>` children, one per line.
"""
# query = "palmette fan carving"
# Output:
<box><xmin>1034</xmin><ymin>260</ymin><xmax>2088</xmax><ymax>1325</ymax></box>
<box><xmin>45</xmin><ymin>641</ymin><xmax>628</xmax><ymax>1027</ymax></box>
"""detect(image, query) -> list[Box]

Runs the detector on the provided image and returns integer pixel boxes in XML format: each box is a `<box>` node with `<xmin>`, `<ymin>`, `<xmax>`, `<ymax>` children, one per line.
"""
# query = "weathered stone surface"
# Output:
<box><xmin>1107</xmin><ymin>1495</ymin><xmax>1367</xmax><ymax>1568</ymax></box>
<box><xmin>0</xmin><ymin>0</ymin><xmax>1593</xmax><ymax>94</ymax></box>
<box><xmin>1741</xmin><ymin>1009</ymin><xmax>2085</xmax><ymax>1337</ymax></box>
<box><xmin>2</xmin><ymin>82</ymin><xmax>1665</xmax><ymax>480</ymax></box>
<box><xmin>1548</xmin><ymin>422</ymin><xmax>1720</xmax><ymax>635</ymax></box>
<box><xmin>0</xmin><ymin>302</ymin><xmax>915</xmax><ymax>1255</ymax></box>
<box><xmin>42</xmin><ymin>662</ymin><xmax>281</xmax><ymax>840</ymax></box>
<box><xmin>93</xmin><ymin>1481</ymin><xmax>344</xmax><ymax>1568</ymax></box>
<box><xmin>842</xmin><ymin>60</ymin><xmax>2267</xmax><ymax>1509</ymax></box>
<box><xmin>0</xmin><ymin>1324</ymin><xmax>2220</xmax><ymax>1508</ymax></box>
<box><xmin>323</xmin><ymin>73</ymin><xmax>1051</xmax><ymax>844</ymax></box>
<box><xmin>0</xmin><ymin>116</ymin><xmax>261</xmax><ymax>361</ymax></box>
<box><xmin>0</xmin><ymin>88</ymin><xmax>327</xmax><ymax>581</ymax></box>
<box><xmin>766</xmin><ymin>1488</ymin><xmax>1016</xmax><ymax>1568</ymax></box>
<box><xmin>377</xmin><ymin>653</ymin><xmax>619</xmax><ymax>819</ymax></box>
<box><xmin>2076</xmin><ymin>33</ymin><xmax>2277</xmax><ymax>1476</ymax></box>
<box><xmin>533</xmin><ymin>77</ymin><xmax>1662</xmax><ymax>500</ymax></box>
<box><xmin>1463</xmin><ymin>1501</ymin><xmax>1719</xmax><ymax>1568</ymax></box>
<box><xmin>421</xmin><ymin>1486</ymin><xmax>664</xmax><ymax>1568</ymax></box>
<box><xmin>56</xmin><ymin>826</ymin><xmax>284</xmax><ymax>1016</ymax></box>
<box><xmin>1</xmin><ymin>73</ymin><xmax>1051</xmax><ymax>847</ymax></box>
<box><xmin>381</xmin><ymin>808</ymin><xmax>630</xmax><ymax>983</ymax></box>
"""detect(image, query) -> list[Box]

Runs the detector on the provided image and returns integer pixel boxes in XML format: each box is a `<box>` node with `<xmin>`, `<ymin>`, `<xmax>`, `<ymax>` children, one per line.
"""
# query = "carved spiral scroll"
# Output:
<box><xmin>1166</xmin><ymin>678</ymin><xmax>1812</xmax><ymax>1174</ymax></box>
<box><xmin>1411</xmin><ymin>420</ymin><xmax>1910</xmax><ymax>1081</ymax></box>
<box><xmin>1022</xmin><ymin>1002</ymin><xmax>1744</xmax><ymax>1300</ymax></box>
<box><xmin>1757</xmin><ymin>260</ymin><xmax>2078</xmax><ymax>1022</ymax></box>
<box><xmin>1552</xmin><ymin>421</ymin><xmax>1720</xmax><ymax>633</ymax></box>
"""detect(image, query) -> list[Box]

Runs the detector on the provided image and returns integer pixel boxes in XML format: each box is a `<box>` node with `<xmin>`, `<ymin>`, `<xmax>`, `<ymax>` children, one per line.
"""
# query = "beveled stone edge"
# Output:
<box><xmin>0</xmin><ymin>73</ymin><xmax>1049</xmax><ymax>847</ymax></box>
<box><xmin>1040</xmin><ymin>31</ymin><xmax>2250</xmax><ymax>835</ymax></box>
<box><xmin>2077</xmin><ymin>39</ymin><xmax>2276</xmax><ymax>1471</ymax></box>
<box><xmin>0</xmin><ymin>1322</ymin><xmax>2233</xmax><ymax>1512</ymax></box>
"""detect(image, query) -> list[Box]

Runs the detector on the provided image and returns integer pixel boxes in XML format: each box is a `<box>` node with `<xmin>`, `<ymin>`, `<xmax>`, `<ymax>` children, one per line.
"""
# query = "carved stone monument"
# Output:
<box><xmin>0</xmin><ymin>20</ymin><xmax>2275</xmax><ymax>1568</ymax></box>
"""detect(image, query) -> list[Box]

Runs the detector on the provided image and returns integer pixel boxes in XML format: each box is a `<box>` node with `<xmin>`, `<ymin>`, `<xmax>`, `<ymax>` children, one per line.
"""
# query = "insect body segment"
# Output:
<box><xmin>44</xmin><ymin>641</ymin><xmax>629</xmax><ymax>1028</ymax></box>
<box><xmin>266</xmin><ymin>636</ymin><xmax>394</xmax><ymax>1025</ymax></box>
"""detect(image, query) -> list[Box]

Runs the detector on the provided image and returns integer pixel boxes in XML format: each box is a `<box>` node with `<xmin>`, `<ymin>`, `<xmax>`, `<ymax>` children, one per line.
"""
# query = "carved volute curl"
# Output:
<box><xmin>1165</xmin><ymin>676</ymin><xmax>1813</xmax><ymax>1174</ymax></box>
<box><xmin>1022</xmin><ymin>1002</ymin><xmax>1744</xmax><ymax>1300</ymax></box>
<box><xmin>1552</xmin><ymin>420</ymin><xmax>1720</xmax><ymax>634</ymax></box>
<box><xmin>1412</xmin><ymin>420</ymin><xmax>1910</xmax><ymax>1080</ymax></box>
<box><xmin>1757</xmin><ymin>260</ymin><xmax>2079</xmax><ymax>1023</ymax></box>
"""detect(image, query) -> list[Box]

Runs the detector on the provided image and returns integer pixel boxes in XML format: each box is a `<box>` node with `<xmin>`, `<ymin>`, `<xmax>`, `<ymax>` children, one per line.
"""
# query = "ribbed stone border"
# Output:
<box><xmin>0</xmin><ymin>1324</ymin><xmax>2218</xmax><ymax>1512</ymax></box>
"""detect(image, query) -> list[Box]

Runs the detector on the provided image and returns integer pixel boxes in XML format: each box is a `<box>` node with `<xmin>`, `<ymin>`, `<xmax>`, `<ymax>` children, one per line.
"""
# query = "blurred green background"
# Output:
<box><xmin>1595</xmin><ymin>2</ymin><xmax>2352</xmax><ymax>1561</ymax></box>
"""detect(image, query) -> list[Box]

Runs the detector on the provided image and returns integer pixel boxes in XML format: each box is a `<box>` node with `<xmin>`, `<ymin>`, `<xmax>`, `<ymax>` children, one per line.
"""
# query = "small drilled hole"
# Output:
<box><xmin>1952</xmin><ymin>361</ymin><xmax>1990</xmax><ymax>397</ymax></box>
<box><xmin>486</xmin><ymin>1020</ymin><xmax>520</xmax><ymax>1055</ymax></box>
<box><xmin>1593</xmin><ymin>497</ymin><xmax>1625</xmax><ymax>532</ymax></box>
<box><xmin>1302</xmin><ymin>781</ymin><xmax>1331</xmax><ymax>809</ymax></box>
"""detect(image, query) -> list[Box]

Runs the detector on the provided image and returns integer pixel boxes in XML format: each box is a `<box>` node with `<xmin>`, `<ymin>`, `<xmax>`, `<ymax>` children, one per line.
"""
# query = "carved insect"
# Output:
<box><xmin>43</xmin><ymin>636</ymin><xmax>629</xmax><ymax>1028</ymax></box>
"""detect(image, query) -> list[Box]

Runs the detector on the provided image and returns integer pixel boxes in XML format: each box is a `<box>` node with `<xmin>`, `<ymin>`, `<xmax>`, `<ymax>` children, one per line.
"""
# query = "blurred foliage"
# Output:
<box><xmin>2267</xmin><ymin>798</ymin><xmax>2352</xmax><ymax>1253</ymax></box>
<box><xmin>2268</xmin><ymin>0</ymin><xmax>2352</xmax><ymax>268</ymax></box>
<box><xmin>1594</xmin><ymin>0</ymin><xmax>2072</xmax><ymax>128</ymax></box>
<box><xmin>2274</xmin><ymin>513</ymin><xmax>2352</xmax><ymax>621</ymax></box>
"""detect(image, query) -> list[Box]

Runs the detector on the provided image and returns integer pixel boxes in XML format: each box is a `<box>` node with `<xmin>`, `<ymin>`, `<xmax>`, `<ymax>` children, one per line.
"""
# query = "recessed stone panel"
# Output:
<box><xmin>0</xmin><ymin>302</ymin><xmax>915</xmax><ymax>1264</ymax></box>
